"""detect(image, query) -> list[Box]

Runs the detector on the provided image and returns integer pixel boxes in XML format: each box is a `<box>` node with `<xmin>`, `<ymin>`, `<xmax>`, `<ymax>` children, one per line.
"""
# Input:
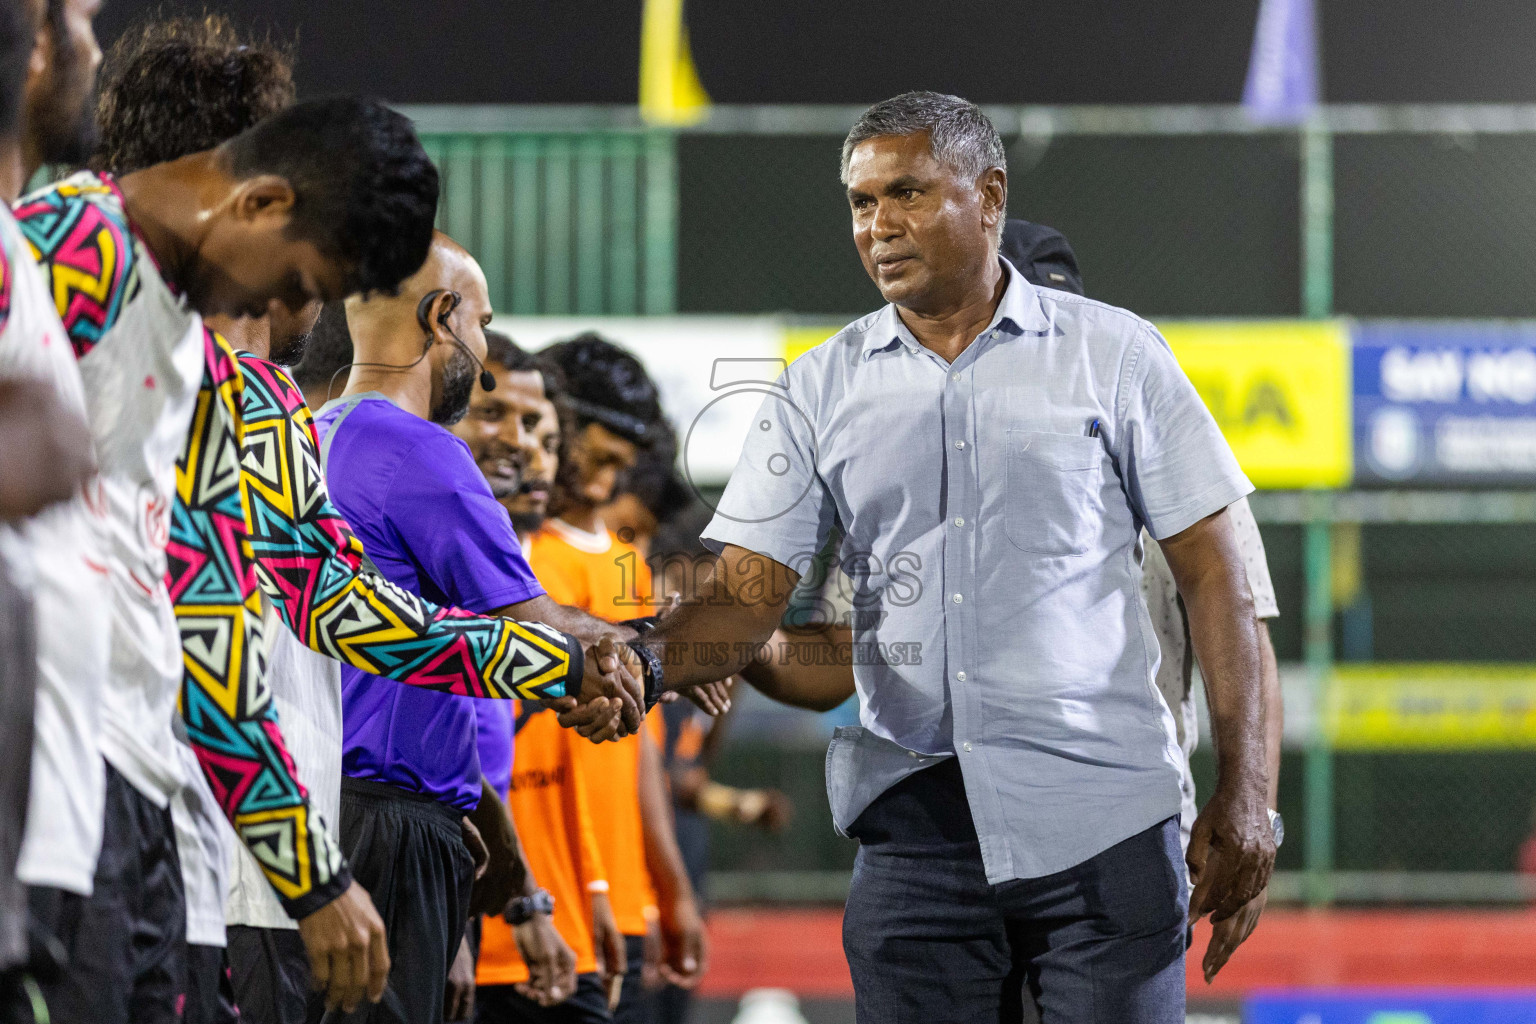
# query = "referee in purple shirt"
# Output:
<box><xmin>310</xmin><ymin>235</ymin><xmax>644</xmax><ymax>1024</ymax></box>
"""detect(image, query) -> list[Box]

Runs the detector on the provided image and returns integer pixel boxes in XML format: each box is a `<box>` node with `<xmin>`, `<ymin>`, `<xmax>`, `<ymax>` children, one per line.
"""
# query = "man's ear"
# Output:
<box><xmin>426</xmin><ymin>289</ymin><xmax>459</xmax><ymax>347</ymax></box>
<box><xmin>230</xmin><ymin>175</ymin><xmax>297</xmax><ymax>225</ymax></box>
<box><xmin>979</xmin><ymin>167</ymin><xmax>1007</xmax><ymax>237</ymax></box>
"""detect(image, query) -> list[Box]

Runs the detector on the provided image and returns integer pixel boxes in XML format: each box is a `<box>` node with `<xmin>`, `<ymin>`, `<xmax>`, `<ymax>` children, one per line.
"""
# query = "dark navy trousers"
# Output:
<box><xmin>842</xmin><ymin>759</ymin><xmax>1186</xmax><ymax>1024</ymax></box>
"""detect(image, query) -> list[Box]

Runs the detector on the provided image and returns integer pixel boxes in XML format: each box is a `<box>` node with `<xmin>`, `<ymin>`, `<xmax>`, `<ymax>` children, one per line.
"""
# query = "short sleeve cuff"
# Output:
<box><xmin>465</xmin><ymin>579</ymin><xmax>546</xmax><ymax>616</ymax></box>
<box><xmin>700</xmin><ymin>517</ymin><xmax>817</xmax><ymax>579</ymax></box>
<box><xmin>1142</xmin><ymin>473</ymin><xmax>1254</xmax><ymax>541</ymax></box>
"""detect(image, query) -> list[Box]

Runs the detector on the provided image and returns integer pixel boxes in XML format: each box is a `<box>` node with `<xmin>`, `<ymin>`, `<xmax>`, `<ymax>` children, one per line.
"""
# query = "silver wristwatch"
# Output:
<box><xmin>1267</xmin><ymin>808</ymin><xmax>1285</xmax><ymax>848</ymax></box>
<box><xmin>506</xmin><ymin>888</ymin><xmax>556</xmax><ymax>925</ymax></box>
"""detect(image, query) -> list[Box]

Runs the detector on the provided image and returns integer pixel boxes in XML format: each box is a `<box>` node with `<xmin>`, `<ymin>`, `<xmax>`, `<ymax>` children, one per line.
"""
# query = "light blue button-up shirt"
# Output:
<box><xmin>702</xmin><ymin>259</ymin><xmax>1253</xmax><ymax>882</ymax></box>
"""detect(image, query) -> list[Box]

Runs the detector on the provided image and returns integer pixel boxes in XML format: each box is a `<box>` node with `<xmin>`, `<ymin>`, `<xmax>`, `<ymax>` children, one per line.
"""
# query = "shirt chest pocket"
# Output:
<box><xmin>1004</xmin><ymin>430</ymin><xmax>1105</xmax><ymax>556</ymax></box>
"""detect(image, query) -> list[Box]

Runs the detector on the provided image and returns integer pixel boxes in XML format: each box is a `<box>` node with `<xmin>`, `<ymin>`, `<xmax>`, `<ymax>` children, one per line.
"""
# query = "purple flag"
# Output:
<box><xmin>1243</xmin><ymin>0</ymin><xmax>1320</xmax><ymax>123</ymax></box>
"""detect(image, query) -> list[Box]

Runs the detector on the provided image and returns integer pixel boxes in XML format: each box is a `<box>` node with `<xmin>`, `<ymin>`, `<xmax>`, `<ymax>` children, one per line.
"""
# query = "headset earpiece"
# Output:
<box><xmin>415</xmin><ymin>290</ymin><xmax>464</xmax><ymax>355</ymax></box>
<box><xmin>415</xmin><ymin>290</ymin><xmax>441</xmax><ymax>336</ymax></box>
<box><xmin>409</xmin><ymin>289</ymin><xmax>492</xmax><ymax>391</ymax></box>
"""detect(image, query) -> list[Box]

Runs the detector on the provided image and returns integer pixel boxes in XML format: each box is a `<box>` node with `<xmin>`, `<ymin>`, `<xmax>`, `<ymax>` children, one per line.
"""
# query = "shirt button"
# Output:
<box><xmin>953</xmin><ymin>593</ymin><xmax>963</xmax><ymax>604</ymax></box>
<box><xmin>908</xmin><ymin>750</ymin><xmax>919</xmax><ymax>759</ymax></box>
<box><xmin>953</xmin><ymin>517</ymin><xmax>965</xmax><ymax>527</ymax></box>
<box><xmin>954</xmin><ymin>440</ymin><xmax>966</xmax><ymax>450</ymax></box>
<box><xmin>951</xmin><ymin>372</ymin><xmax>961</xmax><ymax>382</ymax></box>
<box><xmin>956</xmin><ymin>670</ymin><xmax>967</xmax><ymax>682</ymax></box>
<box><xmin>963</xmin><ymin>742</ymin><xmax>973</xmax><ymax>752</ymax></box>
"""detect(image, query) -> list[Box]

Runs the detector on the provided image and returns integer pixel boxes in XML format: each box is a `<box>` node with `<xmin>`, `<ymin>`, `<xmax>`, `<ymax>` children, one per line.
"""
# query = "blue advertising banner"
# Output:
<box><xmin>1248</xmin><ymin>991</ymin><xmax>1536</xmax><ymax>1023</ymax></box>
<box><xmin>1354</xmin><ymin>322</ymin><xmax>1536</xmax><ymax>485</ymax></box>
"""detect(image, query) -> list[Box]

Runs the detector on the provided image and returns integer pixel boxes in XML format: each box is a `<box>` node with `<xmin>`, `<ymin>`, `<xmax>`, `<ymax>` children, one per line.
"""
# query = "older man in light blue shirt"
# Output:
<box><xmin>632</xmin><ymin>91</ymin><xmax>1275</xmax><ymax>1023</ymax></box>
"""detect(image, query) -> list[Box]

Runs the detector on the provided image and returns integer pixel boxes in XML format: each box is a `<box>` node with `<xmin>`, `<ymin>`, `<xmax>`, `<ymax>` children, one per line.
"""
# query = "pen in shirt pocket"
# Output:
<box><xmin>1087</xmin><ymin>419</ymin><xmax>1101</xmax><ymax>439</ymax></box>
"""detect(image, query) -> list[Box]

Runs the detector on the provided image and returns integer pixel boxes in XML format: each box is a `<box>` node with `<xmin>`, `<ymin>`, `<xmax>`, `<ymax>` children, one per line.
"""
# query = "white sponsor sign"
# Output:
<box><xmin>492</xmin><ymin>316</ymin><xmax>786</xmax><ymax>486</ymax></box>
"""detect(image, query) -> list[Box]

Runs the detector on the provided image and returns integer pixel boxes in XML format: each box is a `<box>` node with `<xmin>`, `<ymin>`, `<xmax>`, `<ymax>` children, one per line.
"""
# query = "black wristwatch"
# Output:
<box><xmin>506</xmin><ymin>888</ymin><xmax>555</xmax><ymax>926</ymax></box>
<box><xmin>626</xmin><ymin>638</ymin><xmax>665</xmax><ymax>710</ymax></box>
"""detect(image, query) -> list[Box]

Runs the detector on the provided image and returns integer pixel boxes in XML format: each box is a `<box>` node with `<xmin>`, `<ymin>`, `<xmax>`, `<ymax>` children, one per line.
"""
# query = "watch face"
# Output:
<box><xmin>1268</xmin><ymin>809</ymin><xmax>1285</xmax><ymax>848</ymax></box>
<box><xmin>533</xmin><ymin>890</ymin><xmax>556</xmax><ymax>915</ymax></box>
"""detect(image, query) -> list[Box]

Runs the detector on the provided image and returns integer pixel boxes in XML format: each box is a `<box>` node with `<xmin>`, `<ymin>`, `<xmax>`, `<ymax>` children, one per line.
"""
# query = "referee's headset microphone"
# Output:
<box><xmin>417</xmin><ymin>289</ymin><xmax>497</xmax><ymax>393</ymax></box>
<box><xmin>328</xmin><ymin>288</ymin><xmax>497</xmax><ymax>398</ymax></box>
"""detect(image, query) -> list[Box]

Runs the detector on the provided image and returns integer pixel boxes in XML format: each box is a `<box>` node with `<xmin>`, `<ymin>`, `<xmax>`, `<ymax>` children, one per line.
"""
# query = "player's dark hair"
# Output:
<box><xmin>289</xmin><ymin>300</ymin><xmax>353</xmax><ymax>396</ymax></box>
<box><xmin>483</xmin><ymin>330</ymin><xmax>564</xmax><ymax>404</ymax></box>
<box><xmin>218</xmin><ymin>96</ymin><xmax>439</xmax><ymax>297</ymax></box>
<box><xmin>93</xmin><ymin>14</ymin><xmax>294</xmax><ymax>173</ymax></box>
<box><xmin>0</xmin><ymin>0</ymin><xmax>32</xmax><ymax>141</ymax></box>
<box><xmin>540</xmin><ymin>333</ymin><xmax>661</xmax><ymax>446</ymax></box>
<box><xmin>616</xmin><ymin>420</ymin><xmax>689</xmax><ymax>524</ymax></box>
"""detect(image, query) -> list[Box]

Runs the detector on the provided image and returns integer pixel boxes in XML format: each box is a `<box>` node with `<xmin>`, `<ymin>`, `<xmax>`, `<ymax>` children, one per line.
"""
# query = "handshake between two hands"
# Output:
<box><xmin>546</xmin><ymin>634</ymin><xmax>734</xmax><ymax>743</ymax></box>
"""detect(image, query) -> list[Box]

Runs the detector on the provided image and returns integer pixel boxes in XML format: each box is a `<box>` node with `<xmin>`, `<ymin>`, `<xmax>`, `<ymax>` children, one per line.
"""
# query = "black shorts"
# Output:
<box><xmin>30</xmin><ymin>761</ymin><xmax>186</xmax><ymax>1024</ymax></box>
<box><xmin>305</xmin><ymin>778</ymin><xmax>475</xmax><ymax>1024</ymax></box>
<box><xmin>474</xmin><ymin>975</ymin><xmax>611</xmax><ymax>1024</ymax></box>
<box><xmin>611</xmin><ymin>935</ymin><xmax>650</xmax><ymax>1024</ymax></box>
<box><xmin>228</xmin><ymin>925</ymin><xmax>310</xmax><ymax>1024</ymax></box>
<box><xmin>183</xmin><ymin>944</ymin><xmax>239</xmax><ymax>1024</ymax></box>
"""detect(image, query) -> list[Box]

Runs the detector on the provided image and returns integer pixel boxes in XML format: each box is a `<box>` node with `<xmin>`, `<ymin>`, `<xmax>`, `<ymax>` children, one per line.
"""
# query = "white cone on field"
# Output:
<box><xmin>730</xmin><ymin>988</ymin><xmax>811</xmax><ymax>1024</ymax></box>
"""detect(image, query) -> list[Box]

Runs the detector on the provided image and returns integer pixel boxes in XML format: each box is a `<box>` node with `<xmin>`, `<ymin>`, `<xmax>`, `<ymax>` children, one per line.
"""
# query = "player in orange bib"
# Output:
<box><xmin>529</xmin><ymin>336</ymin><xmax>707</xmax><ymax>1024</ymax></box>
<box><xmin>452</xmin><ymin>336</ymin><xmax>601</xmax><ymax>1023</ymax></box>
<box><xmin>463</xmin><ymin>333</ymin><xmax>706</xmax><ymax>1023</ymax></box>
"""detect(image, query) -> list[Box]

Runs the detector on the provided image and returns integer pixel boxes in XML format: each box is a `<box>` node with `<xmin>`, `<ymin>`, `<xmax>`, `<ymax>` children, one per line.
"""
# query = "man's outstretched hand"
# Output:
<box><xmin>298</xmin><ymin>880</ymin><xmax>390</xmax><ymax>1014</ymax></box>
<box><xmin>554</xmin><ymin>635</ymin><xmax>644</xmax><ymax>742</ymax></box>
<box><xmin>659</xmin><ymin>677</ymin><xmax>733</xmax><ymax>717</ymax></box>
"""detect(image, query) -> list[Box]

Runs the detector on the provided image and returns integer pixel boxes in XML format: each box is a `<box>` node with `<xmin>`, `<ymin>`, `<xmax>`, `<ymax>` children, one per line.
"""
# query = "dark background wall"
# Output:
<box><xmin>94</xmin><ymin>1</ymin><xmax>1536</xmax><ymax>105</ymax></box>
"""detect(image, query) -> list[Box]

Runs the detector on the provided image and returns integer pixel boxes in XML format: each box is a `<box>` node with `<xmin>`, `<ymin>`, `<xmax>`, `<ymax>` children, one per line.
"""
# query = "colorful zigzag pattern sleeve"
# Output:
<box><xmin>235</xmin><ymin>353</ymin><xmax>582</xmax><ymax>702</ymax></box>
<box><xmin>167</xmin><ymin>330</ymin><xmax>349</xmax><ymax>919</ymax></box>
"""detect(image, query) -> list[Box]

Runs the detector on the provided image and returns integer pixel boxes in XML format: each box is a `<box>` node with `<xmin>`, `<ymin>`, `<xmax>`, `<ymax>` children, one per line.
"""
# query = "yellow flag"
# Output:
<box><xmin>639</xmin><ymin>0</ymin><xmax>711</xmax><ymax>126</ymax></box>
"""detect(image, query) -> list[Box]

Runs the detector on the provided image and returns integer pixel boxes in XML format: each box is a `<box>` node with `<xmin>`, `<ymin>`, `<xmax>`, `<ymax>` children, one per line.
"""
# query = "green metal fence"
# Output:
<box><xmin>413</xmin><ymin>113</ymin><xmax>677</xmax><ymax>316</ymax></box>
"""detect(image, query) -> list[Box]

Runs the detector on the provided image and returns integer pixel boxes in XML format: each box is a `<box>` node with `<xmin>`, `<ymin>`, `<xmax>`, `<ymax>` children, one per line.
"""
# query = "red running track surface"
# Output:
<box><xmin>699</xmin><ymin>907</ymin><xmax>1536</xmax><ymax>999</ymax></box>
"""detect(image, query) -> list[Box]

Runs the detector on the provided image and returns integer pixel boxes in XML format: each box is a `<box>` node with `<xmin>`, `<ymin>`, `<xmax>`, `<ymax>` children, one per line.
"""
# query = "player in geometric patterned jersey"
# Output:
<box><xmin>167</xmin><ymin>328</ymin><xmax>588</xmax><ymax>923</ymax></box>
<box><xmin>233</xmin><ymin>350</ymin><xmax>587</xmax><ymax>706</ymax></box>
<box><xmin>167</xmin><ymin>323</ymin><xmax>595</xmax><ymax>1023</ymax></box>
<box><xmin>13</xmin><ymin>96</ymin><xmax>447</xmax><ymax>1021</ymax></box>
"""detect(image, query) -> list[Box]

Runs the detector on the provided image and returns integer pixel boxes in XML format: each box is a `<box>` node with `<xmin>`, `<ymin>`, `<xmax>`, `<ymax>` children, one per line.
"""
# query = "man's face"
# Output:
<box><xmin>27</xmin><ymin>0</ymin><xmax>101</xmax><ymax>166</ymax></box>
<box><xmin>427</xmin><ymin>268</ymin><xmax>492</xmax><ymax>426</ymax></box>
<box><xmin>193</xmin><ymin>207</ymin><xmax>350</xmax><ymax>323</ymax></box>
<box><xmin>267</xmin><ymin>297</ymin><xmax>324</xmax><ymax>366</ymax></box>
<box><xmin>845</xmin><ymin>131</ymin><xmax>1005</xmax><ymax>313</ymax></box>
<box><xmin>566</xmin><ymin>421</ymin><xmax>637</xmax><ymax>513</ymax></box>
<box><xmin>452</xmin><ymin>367</ymin><xmax>560</xmax><ymax>531</ymax></box>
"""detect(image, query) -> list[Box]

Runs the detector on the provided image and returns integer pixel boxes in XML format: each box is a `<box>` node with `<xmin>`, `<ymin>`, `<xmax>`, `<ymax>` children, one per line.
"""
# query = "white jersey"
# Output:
<box><xmin>1140</xmin><ymin>494</ymin><xmax>1279</xmax><ymax>850</ymax></box>
<box><xmin>224</xmin><ymin>601</ymin><xmax>343</xmax><ymax>930</ymax></box>
<box><xmin>172</xmin><ymin>738</ymin><xmax>231</xmax><ymax>946</ymax></box>
<box><xmin>0</xmin><ymin>206</ymin><xmax>112</xmax><ymax>895</ymax></box>
<box><xmin>15</xmin><ymin>172</ymin><xmax>205</xmax><ymax>809</ymax></box>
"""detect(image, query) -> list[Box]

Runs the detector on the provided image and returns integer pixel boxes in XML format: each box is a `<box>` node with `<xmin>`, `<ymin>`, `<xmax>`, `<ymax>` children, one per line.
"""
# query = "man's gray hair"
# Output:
<box><xmin>840</xmin><ymin>91</ymin><xmax>1007</xmax><ymax>186</ymax></box>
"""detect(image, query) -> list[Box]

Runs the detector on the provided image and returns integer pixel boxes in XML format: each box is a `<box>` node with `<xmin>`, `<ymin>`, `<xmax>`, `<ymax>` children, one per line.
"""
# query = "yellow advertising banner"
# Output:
<box><xmin>784</xmin><ymin>326</ymin><xmax>841</xmax><ymax>367</ymax></box>
<box><xmin>1158</xmin><ymin>321</ymin><xmax>1352</xmax><ymax>489</ymax></box>
<box><xmin>785</xmin><ymin>319</ymin><xmax>1353</xmax><ymax>489</ymax></box>
<box><xmin>1326</xmin><ymin>664</ymin><xmax>1536</xmax><ymax>749</ymax></box>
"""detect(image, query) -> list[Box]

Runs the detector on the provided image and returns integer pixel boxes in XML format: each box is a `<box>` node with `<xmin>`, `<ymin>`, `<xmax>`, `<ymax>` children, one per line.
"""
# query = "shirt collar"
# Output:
<box><xmin>862</xmin><ymin>256</ymin><xmax>1052</xmax><ymax>359</ymax></box>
